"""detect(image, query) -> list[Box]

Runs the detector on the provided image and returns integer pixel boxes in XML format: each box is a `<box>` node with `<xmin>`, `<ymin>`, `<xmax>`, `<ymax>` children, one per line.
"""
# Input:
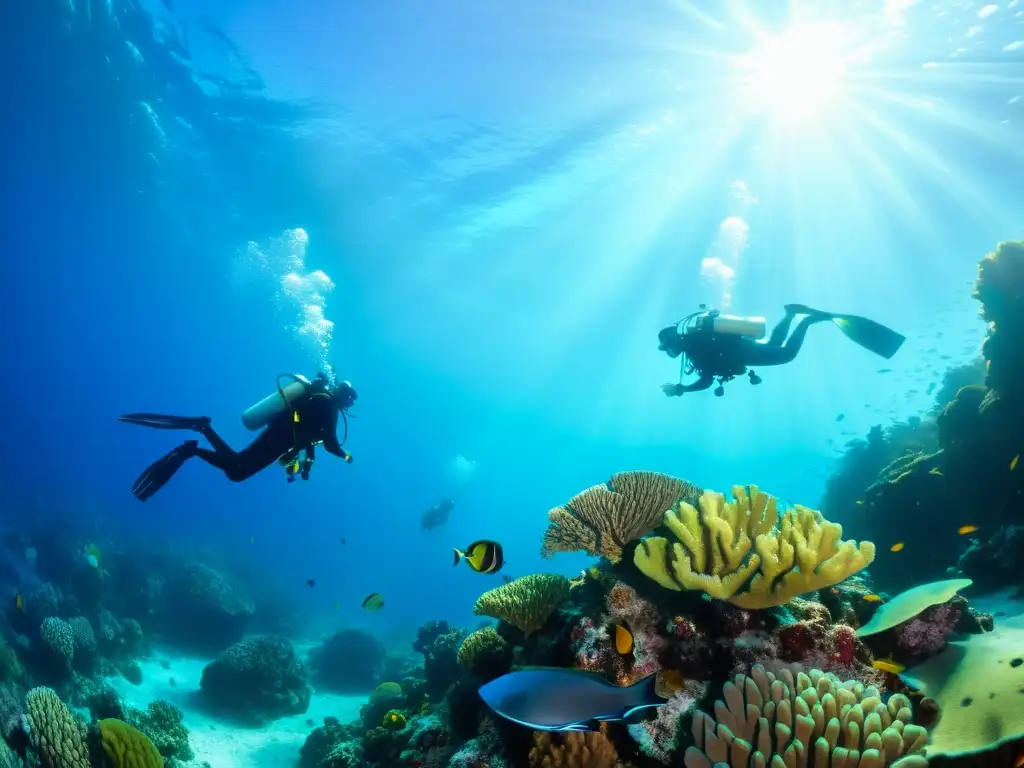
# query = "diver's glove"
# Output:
<box><xmin>661</xmin><ymin>383</ymin><xmax>685</xmax><ymax>397</ymax></box>
<box><xmin>342</xmin><ymin>450</ymin><xmax>354</xmax><ymax>463</ymax></box>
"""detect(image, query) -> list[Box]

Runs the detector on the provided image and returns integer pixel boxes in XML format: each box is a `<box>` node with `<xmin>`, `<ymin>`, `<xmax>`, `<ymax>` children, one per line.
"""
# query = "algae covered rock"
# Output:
<box><xmin>198</xmin><ymin>635</ymin><xmax>311</xmax><ymax>725</ymax></box>
<box><xmin>160</xmin><ymin>564</ymin><xmax>255</xmax><ymax>654</ymax></box>
<box><xmin>308</xmin><ymin>629</ymin><xmax>385</xmax><ymax>693</ymax></box>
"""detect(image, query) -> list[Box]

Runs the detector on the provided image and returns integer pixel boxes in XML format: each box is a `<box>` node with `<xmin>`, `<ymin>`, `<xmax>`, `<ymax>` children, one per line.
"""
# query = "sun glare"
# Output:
<box><xmin>738</xmin><ymin>22</ymin><xmax>851</xmax><ymax>125</ymax></box>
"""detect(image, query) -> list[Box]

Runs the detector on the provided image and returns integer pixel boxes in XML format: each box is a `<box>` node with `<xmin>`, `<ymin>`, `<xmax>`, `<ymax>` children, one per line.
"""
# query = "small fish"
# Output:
<box><xmin>306</xmin><ymin>579</ymin><xmax>316</xmax><ymax>588</ymax></box>
<box><xmin>613</xmin><ymin>622</ymin><xmax>633</xmax><ymax>656</ymax></box>
<box><xmin>453</xmin><ymin>540</ymin><xmax>504</xmax><ymax>574</ymax></box>
<box><xmin>836</xmin><ymin>413</ymin><xmax>845</xmax><ymax>422</ymax></box>
<box><xmin>878</xmin><ymin>368</ymin><xmax>892</xmax><ymax>373</ymax></box>
<box><xmin>86</xmin><ymin>543</ymin><xmax>102</xmax><ymax>569</ymax></box>
<box><xmin>249</xmin><ymin>536</ymin><xmax>254</xmax><ymax>545</ymax></box>
<box><xmin>1012</xmin><ymin>454</ymin><xmax>1019</xmax><ymax>471</ymax></box>
<box><xmin>14</xmin><ymin>592</ymin><xmax>22</xmax><ymax>612</ymax></box>
<box><xmin>855</xmin><ymin>500</ymin><xmax>863</xmax><ymax>506</ymax></box>
<box><xmin>872</xmin><ymin>659</ymin><xmax>905</xmax><ymax>675</ymax></box>
<box><xmin>928</xmin><ymin>468</ymin><xmax>944</xmax><ymax>477</ymax></box>
<box><xmin>479</xmin><ymin>667</ymin><xmax>666</xmax><ymax>732</ymax></box>
<box><xmin>957</xmin><ymin>525</ymin><xmax>979</xmax><ymax>535</ymax></box>
<box><xmin>362</xmin><ymin>593</ymin><xmax>384</xmax><ymax>612</ymax></box>
<box><xmin>890</xmin><ymin>542</ymin><xmax>905</xmax><ymax>553</ymax></box>
<box><xmin>863</xmin><ymin>594</ymin><xmax>883</xmax><ymax>603</ymax></box>
<box><xmin>382</xmin><ymin>710</ymin><xmax>407</xmax><ymax>728</ymax></box>
<box><xmin>334</xmin><ymin>602</ymin><xmax>339</xmax><ymax>611</ymax></box>
<box><xmin>340</xmin><ymin>538</ymin><xmax>346</xmax><ymax>546</ymax></box>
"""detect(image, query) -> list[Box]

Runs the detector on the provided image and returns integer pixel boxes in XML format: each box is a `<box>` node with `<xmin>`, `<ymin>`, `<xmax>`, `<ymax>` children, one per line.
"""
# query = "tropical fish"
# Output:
<box><xmin>872</xmin><ymin>659</ymin><xmax>905</xmax><ymax>675</ymax></box>
<box><xmin>928</xmin><ymin>468</ymin><xmax>944</xmax><ymax>477</ymax></box>
<box><xmin>863</xmin><ymin>594</ymin><xmax>883</xmax><ymax>603</ymax></box>
<box><xmin>957</xmin><ymin>525</ymin><xmax>979</xmax><ymax>535</ymax></box>
<box><xmin>14</xmin><ymin>592</ymin><xmax>22</xmax><ymax>612</ymax></box>
<box><xmin>306</xmin><ymin>579</ymin><xmax>316</xmax><ymax>588</ymax></box>
<box><xmin>479</xmin><ymin>667</ymin><xmax>666</xmax><ymax>732</ymax></box>
<box><xmin>1012</xmin><ymin>454</ymin><xmax>1019</xmax><ymax>471</ymax></box>
<box><xmin>249</xmin><ymin>536</ymin><xmax>255</xmax><ymax>545</ymax></box>
<box><xmin>340</xmin><ymin>538</ymin><xmax>346</xmax><ymax>546</ymax></box>
<box><xmin>836</xmin><ymin>413</ymin><xmax>845</xmax><ymax>422</ymax></box>
<box><xmin>855</xmin><ymin>500</ymin><xmax>863</xmax><ymax>506</ymax></box>
<box><xmin>613</xmin><ymin>623</ymin><xmax>633</xmax><ymax>656</ymax></box>
<box><xmin>333</xmin><ymin>602</ymin><xmax>339</xmax><ymax>611</ymax></box>
<box><xmin>382</xmin><ymin>710</ymin><xmax>407</xmax><ymax>728</ymax></box>
<box><xmin>362</xmin><ymin>593</ymin><xmax>384</xmax><ymax>612</ymax></box>
<box><xmin>85</xmin><ymin>543</ymin><xmax>102</xmax><ymax>569</ymax></box>
<box><xmin>453</xmin><ymin>540</ymin><xmax>504</xmax><ymax>574</ymax></box>
<box><xmin>890</xmin><ymin>542</ymin><xmax>905</xmax><ymax>553</ymax></box>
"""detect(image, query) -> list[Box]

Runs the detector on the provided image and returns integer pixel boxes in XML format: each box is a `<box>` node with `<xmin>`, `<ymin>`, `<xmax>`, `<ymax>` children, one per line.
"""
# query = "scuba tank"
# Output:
<box><xmin>688</xmin><ymin>310</ymin><xmax>766</xmax><ymax>340</ymax></box>
<box><xmin>241</xmin><ymin>374</ymin><xmax>312</xmax><ymax>431</ymax></box>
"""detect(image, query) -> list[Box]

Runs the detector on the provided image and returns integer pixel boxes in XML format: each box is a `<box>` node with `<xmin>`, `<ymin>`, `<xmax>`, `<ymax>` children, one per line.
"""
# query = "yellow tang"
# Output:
<box><xmin>452</xmin><ymin>540</ymin><xmax>504</xmax><ymax>574</ymax></box>
<box><xmin>613</xmin><ymin>623</ymin><xmax>633</xmax><ymax>656</ymax></box>
<box><xmin>890</xmin><ymin>542</ymin><xmax>905</xmax><ymax>553</ymax></box>
<box><xmin>957</xmin><ymin>524</ymin><xmax>979</xmax><ymax>536</ymax></box>
<box><xmin>362</xmin><ymin>593</ymin><xmax>384</xmax><ymax>612</ymax></box>
<box><xmin>872</xmin><ymin>659</ymin><xmax>905</xmax><ymax>675</ymax></box>
<box><xmin>863</xmin><ymin>594</ymin><xmax>883</xmax><ymax>603</ymax></box>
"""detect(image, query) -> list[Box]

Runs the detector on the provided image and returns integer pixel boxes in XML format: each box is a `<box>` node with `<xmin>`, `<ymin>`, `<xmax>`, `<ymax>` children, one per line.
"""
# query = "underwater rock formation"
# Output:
<box><xmin>308</xmin><ymin>629</ymin><xmax>386</xmax><ymax>693</ymax></box>
<box><xmin>158</xmin><ymin>563</ymin><xmax>254</xmax><ymax>654</ymax></box>
<box><xmin>198</xmin><ymin>635</ymin><xmax>311</xmax><ymax>725</ymax></box>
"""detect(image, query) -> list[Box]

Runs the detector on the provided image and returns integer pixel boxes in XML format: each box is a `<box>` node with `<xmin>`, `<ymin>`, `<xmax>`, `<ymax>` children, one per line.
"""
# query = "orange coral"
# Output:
<box><xmin>528</xmin><ymin>724</ymin><xmax>628</xmax><ymax>768</ymax></box>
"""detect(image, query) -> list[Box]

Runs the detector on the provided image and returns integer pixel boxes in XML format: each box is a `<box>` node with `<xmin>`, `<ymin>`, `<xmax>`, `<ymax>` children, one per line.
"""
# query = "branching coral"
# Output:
<box><xmin>25</xmin><ymin>687</ymin><xmax>90</xmax><ymax>768</ymax></box>
<box><xmin>39</xmin><ymin>618</ymin><xmax>75</xmax><ymax>663</ymax></box>
<box><xmin>528</xmin><ymin>723</ymin><xmax>621</xmax><ymax>768</ymax></box>
<box><xmin>684</xmin><ymin>664</ymin><xmax>928</xmax><ymax>768</ymax></box>
<box><xmin>634</xmin><ymin>485</ymin><xmax>875</xmax><ymax>609</ymax></box>
<box><xmin>473</xmin><ymin>574</ymin><xmax>571</xmax><ymax>634</ymax></box>
<box><xmin>542</xmin><ymin>471</ymin><xmax>700</xmax><ymax>564</ymax></box>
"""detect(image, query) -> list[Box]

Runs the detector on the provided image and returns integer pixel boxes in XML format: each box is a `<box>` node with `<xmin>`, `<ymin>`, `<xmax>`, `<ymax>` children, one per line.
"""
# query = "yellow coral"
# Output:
<box><xmin>25</xmin><ymin>687</ymin><xmax>90</xmax><ymax>768</ymax></box>
<box><xmin>99</xmin><ymin>719</ymin><xmax>164</xmax><ymax>768</ymax></box>
<box><xmin>528</xmin><ymin>723</ymin><xmax>621</xmax><ymax>767</ymax></box>
<box><xmin>685</xmin><ymin>664</ymin><xmax>928</xmax><ymax>768</ymax></box>
<box><xmin>473</xmin><ymin>574</ymin><xmax>571</xmax><ymax>634</ymax></box>
<box><xmin>634</xmin><ymin>485</ymin><xmax>875</xmax><ymax>609</ymax></box>
<box><xmin>542</xmin><ymin>471</ymin><xmax>700</xmax><ymax>564</ymax></box>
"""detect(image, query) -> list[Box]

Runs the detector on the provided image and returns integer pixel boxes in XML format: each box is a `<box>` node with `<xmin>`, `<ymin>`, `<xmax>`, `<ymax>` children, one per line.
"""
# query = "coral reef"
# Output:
<box><xmin>197</xmin><ymin>635</ymin><xmax>311</xmax><ymax>725</ymax></box>
<box><xmin>457</xmin><ymin>627</ymin><xmax>511</xmax><ymax>681</ymax></box>
<box><xmin>308</xmin><ymin>629</ymin><xmax>386</xmax><ymax>693</ymax></box>
<box><xmin>97</xmin><ymin>718</ymin><xmax>163</xmax><ymax>768</ymax></box>
<box><xmin>126</xmin><ymin>700</ymin><xmax>192</xmax><ymax>763</ymax></box>
<box><xmin>635</xmin><ymin>485</ymin><xmax>874</xmax><ymax>609</ymax></box>
<box><xmin>473</xmin><ymin>574</ymin><xmax>571</xmax><ymax>634</ymax></box>
<box><xmin>158</xmin><ymin>563</ymin><xmax>254</xmax><ymax>654</ymax></box>
<box><xmin>24</xmin><ymin>686</ymin><xmax>90</xmax><ymax>768</ymax></box>
<box><xmin>528</xmin><ymin>724</ymin><xmax>623</xmax><ymax>767</ymax></box>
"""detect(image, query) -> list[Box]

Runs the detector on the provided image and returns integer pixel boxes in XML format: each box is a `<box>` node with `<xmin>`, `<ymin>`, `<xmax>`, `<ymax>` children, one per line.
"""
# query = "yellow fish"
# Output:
<box><xmin>957</xmin><ymin>525</ymin><xmax>979</xmax><ymax>535</ymax></box>
<box><xmin>862</xmin><ymin>594</ymin><xmax>883</xmax><ymax>603</ymax></box>
<box><xmin>890</xmin><ymin>542</ymin><xmax>905</xmax><ymax>553</ymax></box>
<box><xmin>613</xmin><ymin>622</ymin><xmax>633</xmax><ymax>656</ymax></box>
<box><xmin>928</xmin><ymin>468</ymin><xmax>944</xmax><ymax>477</ymax></box>
<box><xmin>452</xmin><ymin>540</ymin><xmax>504</xmax><ymax>574</ymax></box>
<box><xmin>362</xmin><ymin>593</ymin><xmax>384</xmax><ymax>612</ymax></box>
<box><xmin>872</xmin><ymin>659</ymin><xmax>905</xmax><ymax>675</ymax></box>
<box><xmin>14</xmin><ymin>592</ymin><xmax>22</xmax><ymax>612</ymax></box>
<box><xmin>382</xmin><ymin>710</ymin><xmax>407</xmax><ymax>728</ymax></box>
<box><xmin>854</xmin><ymin>500</ymin><xmax>863</xmax><ymax>506</ymax></box>
<box><xmin>1012</xmin><ymin>454</ymin><xmax>1019</xmax><ymax>471</ymax></box>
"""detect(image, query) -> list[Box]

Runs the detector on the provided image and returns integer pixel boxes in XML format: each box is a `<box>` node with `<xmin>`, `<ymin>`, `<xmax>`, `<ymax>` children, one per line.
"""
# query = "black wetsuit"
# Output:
<box><xmin>196</xmin><ymin>392</ymin><xmax>347</xmax><ymax>482</ymax></box>
<box><xmin>665</xmin><ymin>307</ymin><xmax>827</xmax><ymax>393</ymax></box>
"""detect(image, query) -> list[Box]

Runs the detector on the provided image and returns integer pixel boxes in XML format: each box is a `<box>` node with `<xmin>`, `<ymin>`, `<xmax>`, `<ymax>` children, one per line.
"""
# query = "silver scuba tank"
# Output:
<box><xmin>691</xmin><ymin>312</ymin><xmax>766</xmax><ymax>339</ymax></box>
<box><xmin>240</xmin><ymin>374</ymin><xmax>312</xmax><ymax>431</ymax></box>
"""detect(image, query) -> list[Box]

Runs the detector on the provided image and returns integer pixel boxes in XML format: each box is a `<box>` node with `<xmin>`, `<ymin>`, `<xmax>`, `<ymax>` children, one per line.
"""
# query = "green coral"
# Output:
<box><xmin>127</xmin><ymin>700</ymin><xmax>193</xmax><ymax>762</ymax></box>
<box><xmin>25</xmin><ymin>687</ymin><xmax>90</xmax><ymax>768</ymax></box>
<box><xmin>685</xmin><ymin>664</ymin><xmax>928</xmax><ymax>768</ymax></box>
<box><xmin>634</xmin><ymin>485</ymin><xmax>875</xmax><ymax>609</ymax></box>
<box><xmin>473</xmin><ymin>574</ymin><xmax>571</xmax><ymax>634</ymax></box>
<box><xmin>98</xmin><ymin>718</ymin><xmax>164</xmax><ymax>768</ymax></box>
<box><xmin>541</xmin><ymin>470</ymin><xmax>701</xmax><ymax>563</ymax></box>
<box><xmin>369</xmin><ymin>682</ymin><xmax>402</xmax><ymax>705</ymax></box>
<box><xmin>456</xmin><ymin>627</ymin><xmax>509</xmax><ymax>673</ymax></box>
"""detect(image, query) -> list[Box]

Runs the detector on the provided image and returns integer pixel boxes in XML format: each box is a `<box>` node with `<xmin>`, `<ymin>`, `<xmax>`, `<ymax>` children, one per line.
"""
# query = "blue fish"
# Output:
<box><xmin>478</xmin><ymin>667</ymin><xmax>665</xmax><ymax>732</ymax></box>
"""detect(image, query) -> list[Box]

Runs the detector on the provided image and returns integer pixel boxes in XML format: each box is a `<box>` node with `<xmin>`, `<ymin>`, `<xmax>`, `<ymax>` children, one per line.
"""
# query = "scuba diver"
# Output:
<box><xmin>119</xmin><ymin>372</ymin><xmax>356</xmax><ymax>501</ymax></box>
<box><xmin>658</xmin><ymin>304</ymin><xmax>905</xmax><ymax>397</ymax></box>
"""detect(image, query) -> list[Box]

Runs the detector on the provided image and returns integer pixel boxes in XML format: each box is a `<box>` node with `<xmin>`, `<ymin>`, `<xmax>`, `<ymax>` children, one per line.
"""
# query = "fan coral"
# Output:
<box><xmin>98</xmin><ymin>718</ymin><xmax>164</xmax><ymax>768</ymax></box>
<box><xmin>635</xmin><ymin>485</ymin><xmax>875</xmax><ymax>609</ymax></box>
<box><xmin>542</xmin><ymin>471</ymin><xmax>700</xmax><ymax>564</ymax></box>
<box><xmin>473</xmin><ymin>574</ymin><xmax>571</xmax><ymax>634</ymax></box>
<box><xmin>684</xmin><ymin>664</ymin><xmax>927</xmax><ymax>768</ymax></box>
<box><xmin>25</xmin><ymin>687</ymin><xmax>90</xmax><ymax>768</ymax></box>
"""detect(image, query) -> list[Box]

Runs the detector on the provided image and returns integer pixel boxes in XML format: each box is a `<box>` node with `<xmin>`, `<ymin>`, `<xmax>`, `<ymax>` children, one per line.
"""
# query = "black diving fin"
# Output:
<box><xmin>131</xmin><ymin>441</ymin><xmax>198</xmax><ymax>502</ymax></box>
<box><xmin>784</xmin><ymin>305</ymin><xmax>906</xmax><ymax>360</ymax></box>
<box><xmin>119</xmin><ymin>413</ymin><xmax>211</xmax><ymax>431</ymax></box>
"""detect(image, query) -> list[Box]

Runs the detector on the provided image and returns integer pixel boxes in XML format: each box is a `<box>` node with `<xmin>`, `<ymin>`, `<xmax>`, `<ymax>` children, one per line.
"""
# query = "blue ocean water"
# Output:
<box><xmin>1</xmin><ymin>0</ymin><xmax>1022</xmax><ymax>748</ymax></box>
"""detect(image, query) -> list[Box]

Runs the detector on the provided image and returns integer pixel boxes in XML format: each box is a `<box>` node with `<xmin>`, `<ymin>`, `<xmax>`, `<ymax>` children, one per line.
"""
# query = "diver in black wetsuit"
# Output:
<box><xmin>119</xmin><ymin>372</ymin><xmax>357</xmax><ymax>501</ymax></box>
<box><xmin>658</xmin><ymin>304</ymin><xmax>905</xmax><ymax>397</ymax></box>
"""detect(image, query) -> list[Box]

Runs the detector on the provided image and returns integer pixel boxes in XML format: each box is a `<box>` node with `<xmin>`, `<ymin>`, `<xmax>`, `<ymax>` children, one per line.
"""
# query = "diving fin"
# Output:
<box><xmin>830</xmin><ymin>315</ymin><xmax>906</xmax><ymax>359</ymax></box>
<box><xmin>784</xmin><ymin>305</ymin><xmax>905</xmax><ymax>359</ymax></box>
<box><xmin>132</xmin><ymin>440</ymin><xmax>198</xmax><ymax>502</ymax></box>
<box><xmin>119</xmin><ymin>413</ymin><xmax>211</xmax><ymax>431</ymax></box>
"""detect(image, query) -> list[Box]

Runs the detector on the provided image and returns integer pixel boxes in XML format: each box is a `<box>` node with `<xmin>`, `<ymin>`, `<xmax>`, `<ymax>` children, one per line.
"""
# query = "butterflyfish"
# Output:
<box><xmin>362</xmin><ymin>593</ymin><xmax>384</xmax><ymax>612</ymax></box>
<box><xmin>613</xmin><ymin>623</ymin><xmax>633</xmax><ymax>656</ymax></box>
<box><xmin>453</xmin><ymin>540</ymin><xmax>504</xmax><ymax>574</ymax></box>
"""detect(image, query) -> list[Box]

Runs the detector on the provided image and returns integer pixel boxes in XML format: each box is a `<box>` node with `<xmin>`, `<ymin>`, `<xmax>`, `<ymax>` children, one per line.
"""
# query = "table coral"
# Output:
<box><xmin>473</xmin><ymin>574</ymin><xmax>571</xmax><ymax>634</ymax></box>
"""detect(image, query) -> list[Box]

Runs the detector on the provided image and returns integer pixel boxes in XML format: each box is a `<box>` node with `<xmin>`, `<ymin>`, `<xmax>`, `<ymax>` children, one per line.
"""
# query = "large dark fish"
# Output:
<box><xmin>478</xmin><ymin>667</ymin><xmax>664</xmax><ymax>732</ymax></box>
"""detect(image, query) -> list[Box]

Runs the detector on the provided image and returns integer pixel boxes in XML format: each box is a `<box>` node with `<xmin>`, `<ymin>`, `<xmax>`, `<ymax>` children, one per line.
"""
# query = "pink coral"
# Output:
<box><xmin>894</xmin><ymin>600</ymin><xmax>962</xmax><ymax>655</ymax></box>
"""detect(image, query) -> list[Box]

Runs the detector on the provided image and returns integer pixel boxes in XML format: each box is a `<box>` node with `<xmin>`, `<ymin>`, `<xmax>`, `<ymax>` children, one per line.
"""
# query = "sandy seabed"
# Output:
<box><xmin>105</xmin><ymin>653</ymin><xmax>364</xmax><ymax>768</ymax></box>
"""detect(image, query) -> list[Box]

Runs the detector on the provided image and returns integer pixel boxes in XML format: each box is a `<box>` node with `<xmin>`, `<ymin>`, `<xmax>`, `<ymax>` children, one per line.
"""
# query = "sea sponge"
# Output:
<box><xmin>528</xmin><ymin>723</ymin><xmax>620</xmax><ymax>767</ymax></box>
<box><xmin>25</xmin><ymin>686</ymin><xmax>90</xmax><ymax>768</ymax></box>
<box><xmin>457</xmin><ymin>627</ymin><xmax>508</xmax><ymax>671</ymax></box>
<box><xmin>40</xmin><ymin>617</ymin><xmax>75</xmax><ymax>662</ymax></box>
<box><xmin>473</xmin><ymin>574</ymin><xmax>571</xmax><ymax>634</ymax></box>
<box><xmin>899</xmin><ymin>621</ymin><xmax>1024</xmax><ymax>756</ymax></box>
<box><xmin>634</xmin><ymin>486</ymin><xmax>875</xmax><ymax>609</ymax></box>
<box><xmin>98</xmin><ymin>718</ymin><xmax>164</xmax><ymax>768</ymax></box>
<box><xmin>542</xmin><ymin>471</ymin><xmax>701</xmax><ymax>563</ymax></box>
<box><xmin>855</xmin><ymin>579</ymin><xmax>971</xmax><ymax>638</ymax></box>
<box><xmin>684</xmin><ymin>664</ymin><xmax>928</xmax><ymax>768</ymax></box>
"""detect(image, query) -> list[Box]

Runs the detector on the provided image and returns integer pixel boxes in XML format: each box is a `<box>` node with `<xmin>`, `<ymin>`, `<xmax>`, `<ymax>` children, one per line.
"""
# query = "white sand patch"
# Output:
<box><xmin>105</xmin><ymin>652</ymin><xmax>366</xmax><ymax>768</ymax></box>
